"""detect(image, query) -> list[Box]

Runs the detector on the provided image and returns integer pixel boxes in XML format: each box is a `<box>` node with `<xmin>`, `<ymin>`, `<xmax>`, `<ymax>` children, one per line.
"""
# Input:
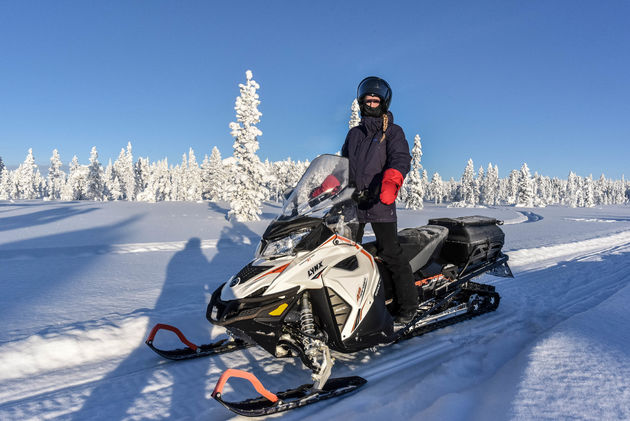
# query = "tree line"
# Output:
<box><xmin>1</xmin><ymin>71</ymin><xmax>628</xmax><ymax>221</ymax></box>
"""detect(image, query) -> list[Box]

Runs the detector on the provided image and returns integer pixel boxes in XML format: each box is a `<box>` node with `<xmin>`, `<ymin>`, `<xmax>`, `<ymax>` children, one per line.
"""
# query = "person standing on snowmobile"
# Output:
<box><xmin>341</xmin><ymin>76</ymin><xmax>418</xmax><ymax>325</ymax></box>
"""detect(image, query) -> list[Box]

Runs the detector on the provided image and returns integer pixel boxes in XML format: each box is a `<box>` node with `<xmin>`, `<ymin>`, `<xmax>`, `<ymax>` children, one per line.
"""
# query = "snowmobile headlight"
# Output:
<box><xmin>258</xmin><ymin>230</ymin><xmax>311</xmax><ymax>258</ymax></box>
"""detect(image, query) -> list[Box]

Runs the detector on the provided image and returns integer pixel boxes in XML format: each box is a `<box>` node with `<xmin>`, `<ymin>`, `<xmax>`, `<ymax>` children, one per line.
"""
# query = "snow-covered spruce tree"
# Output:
<box><xmin>15</xmin><ymin>149</ymin><xmax>40</xmax><ymax>199</ymax></box>
<box><xmin>61</xmin><ymin>155</ymin><xmax>87</xmax><ymax>200</ymax></box>
<box><xmin>613</xmin><ymin>176</ymin><xmax>626</xmax><ymax>204</ymax></box>
<box><xmin>85</xmin><ymin>147</ymin><xmax>105</xmax><ymax>201</ymax></box>
<box><xmin>565</xmin><ymin>171</ymin><xmax>578</xmax><ymax>208</ymax></box>
<box><xmin>227</xmin><ymin>70</ymin><xmax>267</xmax><ymax>221</ymax></box>
<box><xmin>421</xmin><ymin>169</ymin><xmax>429</xmax><ymax>199</ymax></box>
<box><xmin>444</xmin><ymin>177</ymin><xmax>457</xmax><ymax>202</ymax></box>
<box><xmin>162</xmin><ymin>161</ymin><xmax>174</xmax><ymax>201</ymax></box>
<box><xmin>483</xmin><ymin>163</ymin><xmax>499</xmax><ymax>206</ymax></box>
<box><xmin>477</xmin><ymin>166</ymin><xmax>486</xmax><ymax>205</ymax></box>
<box><xmin>154</xmin><ymin>159</ymin><xmax>172</xmax><ymax>202</ymax></box>
<box><xmin>458</xmin><ymin>158</ymin><xmax>477</xmax><ymax>206</ymax></box>
<box><xmin>138</xmin><ymin>158</ymin><xmax>171</xmax><ymax>202</ymax></box>
<box><xmin>576</xmin><ymin>175</ymin><xmax>586</xmax><ymax>207</ymax></box>
<box><xmin>104</xmin><ymin>159</ymin><xmax>123</xmax><ymax>201</ymax></box>
<box><xmin>595</xmin><ymin>174</ymin><xmax>607</xmax><ymax>205</ymax></box>
<box><xmin>349</xmin><ymin>99</ymin><xmax>361</xmax><ymax>129</ymax></box>
<box><xmin>113</xmin><ymin>142</ymin><xmax>135</xmax><ymax>200</ymax></box>
<box><xmin>516</xmin><ymin>163</ymin><xmax>534</xmax><ymax>207</ymax></box>
<box><xmin>261</xmin><ymin>159</ymin><xmax>275</xmax><ymax>202</ymax></box>
<box><xmin>46</xmin><ymin>149</ymin><xmax>66</xmax><ymax>200</ymax></box>
<box><xmin>137</xmin><ymin>158</ymin><xmax>169</xmax><ymax>203</ymax></box>
<box><xmin>506</xmin><ymin>169</ymin><xmax>520</xmax><ymax>205</ymax></box>
<box><xmin>267</xmin><ymin>160</ymin><xmax>286</xmax><ymax>203</ymax></box>
<box><xmin>183</xmin><ymin>148</ymin><xmax>202</xmax><ymax>201</ymax></box>
<box><xmin>172</xmin><ymin>158</ymin><xmax>186</xmax><ymax>201</ymax></box>
<box><xmin>269</xmin><ymin>158</ymin><xmax>306</xmax><ymax>202</ymax></box>
<box><xmin>0</xmin><ymin>156</ymin><xmax>5</xmax><ymax>177</ymax></box>
<box><xmin>550</xmin><ymin>177</ymin><xmax>564</xmax><ymax>205</ymax></box>
<box><xmin>0</xmin><ymin>167</ymin><xmax>11</xmax><ymax>200</ymax></box>
<box><xmin>405</xmin><ymin>134</ymin><xmax>424</xmax><ymax>210</ymax></box>
<box><xmin>133</xmin><ymin>157</ymin><xmax>150</xmax><ymax>201</ymax></box>
<box><xmin>584</xmin><ymin>174</ymin><xmax>595</xmax><ymax>207</ymax></box>
<box><xmin>535</xmin><ymin>174</ymin><xmax>551</xmax><ymax>206</ymax></box>
<box><xmin>398</xmin><ymin>177</ymin><xmax>408</xmax><ymax>204</ymax></box>
<box><xmin>202</xmin><ymin>146</ymin><xmax>228</xmax><ymax>202</ymax></box>
<box><xmin>428</xmin><ymin>172</ymin><xmax>444</xmax><ymax>204</ymax></box>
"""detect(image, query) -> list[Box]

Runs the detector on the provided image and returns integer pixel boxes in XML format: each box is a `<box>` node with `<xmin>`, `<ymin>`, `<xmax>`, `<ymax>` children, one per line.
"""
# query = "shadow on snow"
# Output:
<box><xmin>70</xmin><ymin>219</ymin><xmax>281</xmax><ymax>420</ymax></box>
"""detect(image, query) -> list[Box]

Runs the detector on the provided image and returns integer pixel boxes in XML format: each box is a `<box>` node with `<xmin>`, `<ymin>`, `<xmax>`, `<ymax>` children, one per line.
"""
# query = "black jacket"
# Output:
<box><xmin>341</xmin><ymin>112</ymin><xmax>411</xmax><ymax>223</ymax></box>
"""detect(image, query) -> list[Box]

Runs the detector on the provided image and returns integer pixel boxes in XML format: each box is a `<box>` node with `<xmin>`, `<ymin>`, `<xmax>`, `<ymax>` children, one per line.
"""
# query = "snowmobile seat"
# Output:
<box><xmin>362</xmin><ymin>225</ymin><xmax>449</xmax><ymax>273</ymax></box>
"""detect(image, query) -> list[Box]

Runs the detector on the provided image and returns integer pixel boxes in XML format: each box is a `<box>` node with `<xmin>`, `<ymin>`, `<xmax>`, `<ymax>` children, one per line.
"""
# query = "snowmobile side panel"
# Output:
<box><xmin>341</xmin><ymin>279</ymin><xmax>394</xmax><ymax>351</ymax></box>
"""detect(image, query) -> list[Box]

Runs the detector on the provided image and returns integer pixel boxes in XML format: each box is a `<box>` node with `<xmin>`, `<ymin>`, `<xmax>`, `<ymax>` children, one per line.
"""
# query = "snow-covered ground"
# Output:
<box><xmin>1</xmin><ymin>200</ymin><xmax>630</xmax><ymax>420</ymax></box>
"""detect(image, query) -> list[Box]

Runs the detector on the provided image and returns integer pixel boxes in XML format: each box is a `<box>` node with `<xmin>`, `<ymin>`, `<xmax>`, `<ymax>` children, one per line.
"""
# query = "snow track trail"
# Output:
<box><xmin>0</xmin><ymin>239</ymin><xmax>223</xmax><ymax>261</ymax></box>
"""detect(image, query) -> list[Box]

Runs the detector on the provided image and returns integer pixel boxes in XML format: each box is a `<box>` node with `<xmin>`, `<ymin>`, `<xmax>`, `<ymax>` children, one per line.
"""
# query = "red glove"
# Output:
<box><xmin>310</xmin><ymin>174</ymin><xmax>341</xmax><ymax>198</ymax></box>
<box><xmin>380</xmin><ymin>168</ymin><xmax>404</xmax><ymax>205</ymax></box>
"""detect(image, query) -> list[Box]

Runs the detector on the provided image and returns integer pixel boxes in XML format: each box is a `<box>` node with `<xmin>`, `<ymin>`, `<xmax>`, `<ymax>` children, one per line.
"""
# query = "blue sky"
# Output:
<box><xmin>1</xmin><ymin>0</ymin><xmax>629</xmax><ymax>180</ymax></box>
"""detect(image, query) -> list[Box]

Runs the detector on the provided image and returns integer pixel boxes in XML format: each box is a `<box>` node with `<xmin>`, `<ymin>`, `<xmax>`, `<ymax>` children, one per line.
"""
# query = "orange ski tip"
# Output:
<box><xmin>145</xmin><ymin>323</ymin><xmax>198</xmax><ymax>351</ymax></box>
<box><xmin>212</xmin><ymin>369</ymin><xmax>278</xmax><ymax>403</ymax></box>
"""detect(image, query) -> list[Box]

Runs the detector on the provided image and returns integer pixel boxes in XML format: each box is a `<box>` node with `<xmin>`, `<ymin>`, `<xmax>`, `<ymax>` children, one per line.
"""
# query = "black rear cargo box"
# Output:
<box><xmin>428</xmin><ymin>216</ymin><xmax>505</xmax><ymax>266</ymax></box>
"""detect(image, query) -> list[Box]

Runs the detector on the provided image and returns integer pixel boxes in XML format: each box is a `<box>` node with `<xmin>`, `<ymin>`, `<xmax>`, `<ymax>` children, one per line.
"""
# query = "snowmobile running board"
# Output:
<box><xmin>211</xmin><ymin>368</ymin><xmax>366</xmax><ymax>417</ymax></box>
<box><xmin>145</xmin><ymin>323</ymin><xmax>253</xmax><ymax>360</ymax></box>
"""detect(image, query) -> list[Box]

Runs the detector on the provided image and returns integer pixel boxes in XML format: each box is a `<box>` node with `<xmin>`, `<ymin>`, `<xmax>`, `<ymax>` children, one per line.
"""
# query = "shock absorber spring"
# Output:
<box><xmin>300</xmin><ymin>292</ymin><xmax>316</xmax><ymax>336</ymax></box>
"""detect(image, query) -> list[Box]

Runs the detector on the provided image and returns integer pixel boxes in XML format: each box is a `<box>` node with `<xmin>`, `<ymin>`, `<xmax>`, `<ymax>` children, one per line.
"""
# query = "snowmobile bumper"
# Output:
<box><xmin>207</xmin><ymin>284</ymin><xmax>301</xmax><ymax>355</ymax></box>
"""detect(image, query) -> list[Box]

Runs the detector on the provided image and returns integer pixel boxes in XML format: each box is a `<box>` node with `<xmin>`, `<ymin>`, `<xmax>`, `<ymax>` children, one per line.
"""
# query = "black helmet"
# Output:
<box><xmin>357</xmin><ymin>76</ymin><xmax>392</xmax><ymax>112</ymax></box>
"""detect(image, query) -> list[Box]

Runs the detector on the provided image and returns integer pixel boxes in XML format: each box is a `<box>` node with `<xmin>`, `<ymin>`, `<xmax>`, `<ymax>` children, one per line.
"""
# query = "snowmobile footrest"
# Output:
<box><xmin>212</xmin><ymin>369</ymin><xmax>367</xmax><ymax>417</ymax></box>
<box><xmin>145</xmin><ymin>323</ymin><xmax>252</xmax><ymax>360</ymax></box>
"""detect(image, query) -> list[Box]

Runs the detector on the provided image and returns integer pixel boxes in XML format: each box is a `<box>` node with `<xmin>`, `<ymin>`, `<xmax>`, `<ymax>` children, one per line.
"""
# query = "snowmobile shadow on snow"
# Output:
<box><xmin>70</xmin><ymin>237</ymin><xmax>219</xmax><ymax>420</ymax></box>
<box><xmin>72</xmin><ymin>221</ymin><xmax>267</xmax><ymax>420</ymax></box>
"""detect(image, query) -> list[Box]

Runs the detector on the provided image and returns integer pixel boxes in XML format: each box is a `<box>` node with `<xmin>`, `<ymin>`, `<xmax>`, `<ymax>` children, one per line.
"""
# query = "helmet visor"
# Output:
<box><xmin>357</xmin><ymin>77</ymin><xmax>391</xmax><ymax>103</ymax></box>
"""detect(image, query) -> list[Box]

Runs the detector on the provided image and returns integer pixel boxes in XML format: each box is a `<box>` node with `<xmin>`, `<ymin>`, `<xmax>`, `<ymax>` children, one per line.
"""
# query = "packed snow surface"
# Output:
<box><xmin>1</xmin><ymin>201</ymin><xmax>630</xmax><ymax>420</ymax></box>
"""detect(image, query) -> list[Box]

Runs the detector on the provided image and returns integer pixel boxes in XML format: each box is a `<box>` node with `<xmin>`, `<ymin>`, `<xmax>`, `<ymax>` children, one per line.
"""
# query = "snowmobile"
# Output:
<box><xmin>145</xmin><ymin>154</ymin><xmax>513</xmax><ymax>417</ymax></box>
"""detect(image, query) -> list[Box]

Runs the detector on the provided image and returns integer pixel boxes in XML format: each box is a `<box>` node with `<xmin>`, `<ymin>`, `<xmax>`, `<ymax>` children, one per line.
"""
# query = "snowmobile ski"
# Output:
<box><xmin>211</xmin><ymin>368</ymin><xmax>366</xmax><ymax>417</ymax></box>
<box><xmin>145</xmin><ymin>323</ymin><xmax>252</xmax><ymax>360</ymax></box>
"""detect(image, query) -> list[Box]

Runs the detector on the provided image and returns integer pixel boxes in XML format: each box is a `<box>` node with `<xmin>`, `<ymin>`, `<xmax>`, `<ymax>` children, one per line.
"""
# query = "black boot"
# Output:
<box><xmin>394</xmin><ymin>308</ymin><xmax>416</xmax><ymax>325</ymax></box>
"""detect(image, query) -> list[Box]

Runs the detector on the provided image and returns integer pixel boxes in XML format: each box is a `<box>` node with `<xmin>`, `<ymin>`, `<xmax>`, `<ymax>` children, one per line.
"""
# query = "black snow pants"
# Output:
<box><xmin>356</xmin><ymin>222</ymin><xmax>418</xmax><ymax>313</ymax></box>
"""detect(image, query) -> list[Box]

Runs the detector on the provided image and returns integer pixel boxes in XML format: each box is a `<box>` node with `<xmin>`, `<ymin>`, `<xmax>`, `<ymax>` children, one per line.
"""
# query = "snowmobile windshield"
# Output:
<box><xmin>281</xmin><ymin>154</ymin><xmax>354</xmax><ymax>220</ymax></box>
